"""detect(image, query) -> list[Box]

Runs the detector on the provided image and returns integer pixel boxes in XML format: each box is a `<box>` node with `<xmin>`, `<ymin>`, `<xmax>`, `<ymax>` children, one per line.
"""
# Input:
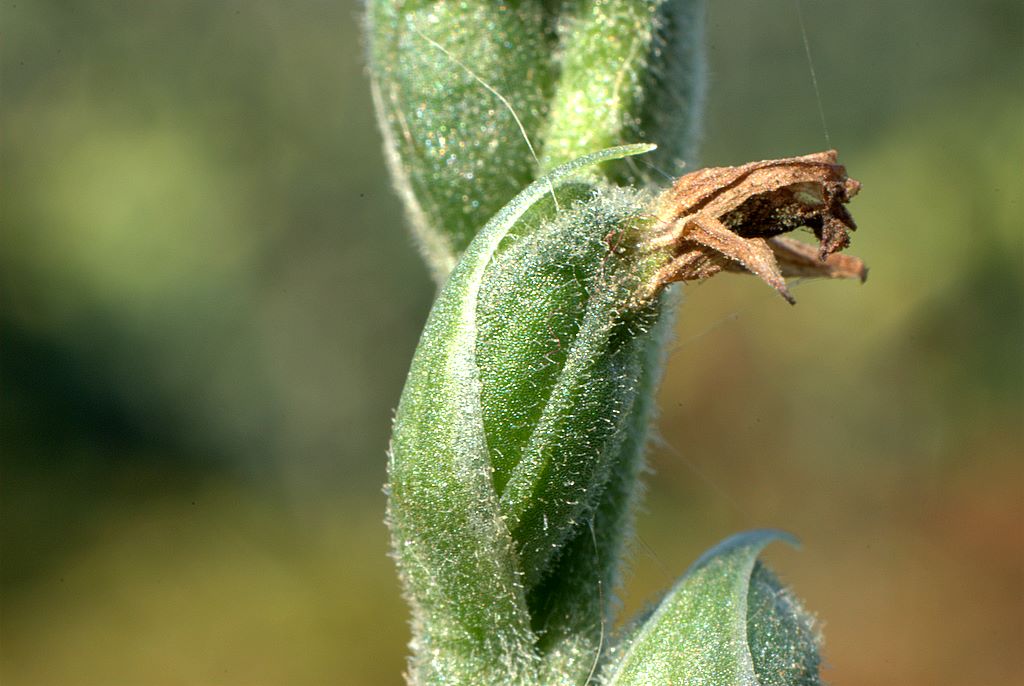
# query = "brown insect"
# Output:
<box><xmin>643</xmin><ymin>150</ymin><xmax>866</xmax><ymax>304</ymax></box>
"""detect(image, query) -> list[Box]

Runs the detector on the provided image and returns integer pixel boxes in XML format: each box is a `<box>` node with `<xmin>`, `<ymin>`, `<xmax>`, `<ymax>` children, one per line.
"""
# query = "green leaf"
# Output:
<box><xmin>366</xmin><ymin>1</ymin><xmax>560</xmax><ymax>281</ymax></box>
<box><xmin>540</xmin><ymin>0</ymin><xmax>707</xmax><ymax>185</ymax></box>
<box><xmin>388</xmin><ymin>144</ymin><xmax>654</xmax><ymax>686</ymax></box>
<box><xmin>604</xmin><ymin>530</ymin><xmax>822</xmax><ymax>686</ymax></box>
<box><xmin>746</xmin><ymin>561</ymin><xmax>823</xmax><ymax>686</ymax></box>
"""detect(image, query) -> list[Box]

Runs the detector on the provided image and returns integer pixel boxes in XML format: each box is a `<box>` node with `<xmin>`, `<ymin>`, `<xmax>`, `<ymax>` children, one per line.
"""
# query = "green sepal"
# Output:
<box><xmin>530</xmin><ymin>303</ymin><xmax>675</xmax><ymax>685</ymax></box>
<box><xmin>604</xmin><ymin>530</ymin><xmax>822</xmax><ymax>686</ymax></box>
<box><xmin>388</xmin><ymin>144</ymin><xmax>654</xmax><ymax>686</ymax></box>
<box><xmin>477</xmin><ymin>183</ymin><xmax>667</xmax><ymax>591</ymax></box>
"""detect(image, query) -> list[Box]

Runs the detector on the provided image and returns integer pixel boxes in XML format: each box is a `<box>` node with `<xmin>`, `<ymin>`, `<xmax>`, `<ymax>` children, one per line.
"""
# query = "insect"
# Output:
<box><xmin>643</xmin><ymin>150</ymin><xmax>866</xmax><ymax>304</ymax></box>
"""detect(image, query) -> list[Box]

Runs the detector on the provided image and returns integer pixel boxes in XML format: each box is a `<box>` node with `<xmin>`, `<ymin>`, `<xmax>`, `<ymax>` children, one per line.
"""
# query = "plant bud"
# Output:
<box><xmin>388</xmin><ymin>146</ymin><xmax>863</xmax><ymax>684</ymax></box>
<box><xmin>387</xmin><ymin>145</ymin><xmax>655</xmax><ymax>685</ymax></box>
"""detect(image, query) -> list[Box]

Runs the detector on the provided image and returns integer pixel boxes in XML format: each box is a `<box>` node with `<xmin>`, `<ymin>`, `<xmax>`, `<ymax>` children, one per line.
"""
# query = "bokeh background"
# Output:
<box><xmin>2</xmin><ymin>1</ymin><xmax>1021</xmax><ymax>684</ymax></box>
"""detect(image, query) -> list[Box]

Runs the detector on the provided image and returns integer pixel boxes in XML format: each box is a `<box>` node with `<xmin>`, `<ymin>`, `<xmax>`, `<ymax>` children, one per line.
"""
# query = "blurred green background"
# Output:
<box><xmin>2</xmin><ymin>2</ymin><xmax>1021</xmax><ymax>684</ymax></box>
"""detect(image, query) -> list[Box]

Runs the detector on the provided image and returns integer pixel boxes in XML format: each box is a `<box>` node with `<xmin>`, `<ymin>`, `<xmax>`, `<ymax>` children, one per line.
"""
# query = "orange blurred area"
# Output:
<box><xmin>2</xmin><ymin>2</ymin><xmax>1022</xmax><ymax>685</ymax></box>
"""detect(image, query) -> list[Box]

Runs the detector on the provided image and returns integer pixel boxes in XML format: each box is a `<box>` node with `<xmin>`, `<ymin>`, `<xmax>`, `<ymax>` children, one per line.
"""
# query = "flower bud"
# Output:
<box><xmin>388</xmin><ymin>145</ymin><xmax>862</xmax><ymax>684</ymax></box>
<box><xmin>387</xmin><ymin>145</ymin><xmax>657</xmax><ymax>685</ymax></box>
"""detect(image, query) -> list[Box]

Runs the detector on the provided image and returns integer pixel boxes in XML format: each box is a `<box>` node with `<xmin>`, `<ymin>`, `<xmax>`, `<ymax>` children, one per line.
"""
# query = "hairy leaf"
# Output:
<box><xmin>604</xmin><ymin>531</ymin><xmax>822</xmax><ymax>686</ymax></box>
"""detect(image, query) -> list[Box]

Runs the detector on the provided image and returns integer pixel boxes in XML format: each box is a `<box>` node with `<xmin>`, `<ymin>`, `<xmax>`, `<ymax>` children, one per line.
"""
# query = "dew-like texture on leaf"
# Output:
<box><xmin>604</xmin><ymin>530</ymin><xmax>822</xmax><ymax>686</ymax></box>
<box><xmin>746</xmin><ymin>563</ymin><xmax>822</xmax><ymax>686</ymax></box>
<box><xmin>367</xmin><ymin>1</ymin><xmax>559</xmax><ymax>280</ymax></box>
<box><xmin>388</xmin><ymin>146</ymin><xmax>654</xmax><ymax>686</ymax></box>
